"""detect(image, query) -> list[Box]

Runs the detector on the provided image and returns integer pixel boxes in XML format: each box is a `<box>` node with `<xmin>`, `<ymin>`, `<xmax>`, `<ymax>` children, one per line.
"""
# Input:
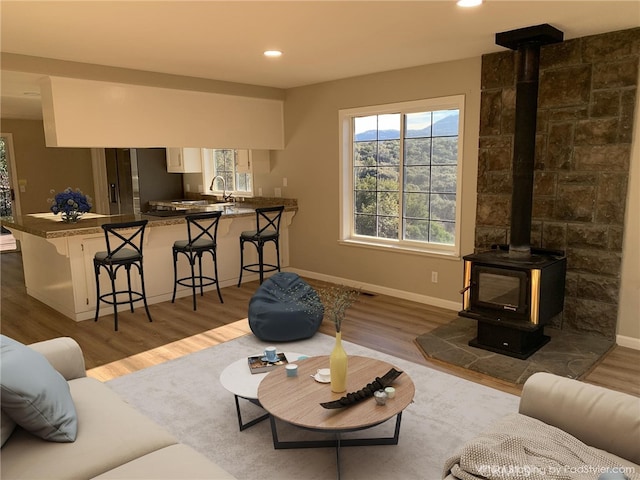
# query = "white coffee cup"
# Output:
<box><xmin>317</xmin><ymin>368</ymin><xmax>330</xmax><ymax>382</ymax></box>
<box><xmin>264</xmin><ymin>346</ymin><xmax>278</xmax><ymax>362</ymax></box>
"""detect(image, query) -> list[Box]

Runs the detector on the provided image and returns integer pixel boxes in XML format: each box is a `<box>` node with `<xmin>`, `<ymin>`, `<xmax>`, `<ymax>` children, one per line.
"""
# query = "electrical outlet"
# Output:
<box><xmin>431</xmin><ymin>271</ymin><xmax>438</xmax><ymax>283</ymax></box>
<box><xmin>258</xmin><ymin>187</ymin><xmax>263</xmax><ymax>196</ymax></box>
<box><xmin>185</xmin><ymin>184</ymin><xmax>190</xmax><ymax>192</ymax></box>
<box><xmin>283</xmin><ymin>177</ymin><xmax>288</xmax><ymax>187</ymax></box>
<box><xmin>274</xmin><ymin>187</ymin><xmax>282</xmax><ymax>197</ymax></box>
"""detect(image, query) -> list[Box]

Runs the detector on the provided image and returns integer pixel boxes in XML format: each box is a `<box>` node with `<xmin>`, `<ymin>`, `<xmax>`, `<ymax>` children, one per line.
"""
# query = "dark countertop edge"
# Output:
<box><xmin>1</xmin><ymin>203</ymin><xmax>297</xmax><ymax>240</ymax></box>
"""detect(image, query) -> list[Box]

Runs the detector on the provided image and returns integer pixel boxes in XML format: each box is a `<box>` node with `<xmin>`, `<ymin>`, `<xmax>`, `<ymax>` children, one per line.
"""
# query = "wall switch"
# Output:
<box><xmin>431</xmin><ymin>271</ymin><xmax>438</xmax><ymax>283</ymax></box>
<box><xmin>185</xmin><ymin>184</ymin><xmax>190</xmax><ymax>192</ymax></box>
<box><xmin>283</xmin><ymin>177</ymin><xmax>288</xmax><ymax>187</ymax></box>
<box><xmin>274</xmin><ymin>187</ymin><xmax>282</xmax><ymax>197</ymax></box>
<box><xmin>258</xmin><ymin>187</ymin><xmax>263</xmax><ymax>196</ymax></box>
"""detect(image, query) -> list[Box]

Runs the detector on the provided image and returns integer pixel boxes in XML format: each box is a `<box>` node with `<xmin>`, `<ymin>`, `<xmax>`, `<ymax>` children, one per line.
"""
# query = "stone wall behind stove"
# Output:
<box><xmin>476</xmin><ymin>27</ymin><xmax>639</xmax><ymax>339</ymax></box>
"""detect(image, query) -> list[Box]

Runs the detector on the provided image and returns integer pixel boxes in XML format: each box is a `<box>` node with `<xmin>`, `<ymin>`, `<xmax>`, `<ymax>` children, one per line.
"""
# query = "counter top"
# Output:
<box><xmin>1</xmin><ymin>201</ymin><xmax>297</xmax><ymax>239</ymax></box>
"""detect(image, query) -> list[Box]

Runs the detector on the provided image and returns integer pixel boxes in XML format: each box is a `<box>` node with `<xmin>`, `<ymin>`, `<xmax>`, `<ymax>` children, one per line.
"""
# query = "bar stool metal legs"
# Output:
<box><xmin>238</xmin><ymin>206</ymin><xmax>284</xmax><ymax>286</ymax></box>
<box><xmin>94</xmin><ymin>220</ymin><xmax>152</xmax><ymax>331</ymax></box>
<box><xmin>171</xmin><ymin>211</ymin><xmax>223</xmax><ymax>310</ymax></box>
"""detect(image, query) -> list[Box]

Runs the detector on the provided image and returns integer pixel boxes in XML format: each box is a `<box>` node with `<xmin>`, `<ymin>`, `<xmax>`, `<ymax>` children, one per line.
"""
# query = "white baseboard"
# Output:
<box><xmin>616</xmin><ymin>334</ymin><xmax>640</xmax><ymax>350</ymax></box>
<box><xmin>287</xmin><ymin>268</ymin><xmax>460</xmax><ymax>312</ymax></box>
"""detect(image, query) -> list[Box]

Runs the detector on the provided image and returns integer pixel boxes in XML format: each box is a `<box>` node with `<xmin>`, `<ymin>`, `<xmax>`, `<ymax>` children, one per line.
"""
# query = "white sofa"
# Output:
<box><xmin>1</xmin><ymin>337</ymin><xmax>236</xmax><ymax>480</ymax></box>
<box><xmin>444</xmin><ymin>372</ymin><xmax>640</xmax><ymax>480</ymax></box>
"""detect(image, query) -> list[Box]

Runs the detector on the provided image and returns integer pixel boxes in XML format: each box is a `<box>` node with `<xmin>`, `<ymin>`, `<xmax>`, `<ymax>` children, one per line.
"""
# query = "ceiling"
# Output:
<box><xmin>1</xmin><ymin>1</ymin><xmax>639</xmax><ymax>120</ymax></box>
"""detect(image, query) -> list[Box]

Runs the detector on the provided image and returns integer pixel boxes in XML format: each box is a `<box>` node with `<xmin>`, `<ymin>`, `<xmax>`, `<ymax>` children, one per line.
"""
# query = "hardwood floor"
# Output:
<box><xmin>1</xmin><ymin>251</ymin><xmax>638</xmax><ymax>396</ymax></box>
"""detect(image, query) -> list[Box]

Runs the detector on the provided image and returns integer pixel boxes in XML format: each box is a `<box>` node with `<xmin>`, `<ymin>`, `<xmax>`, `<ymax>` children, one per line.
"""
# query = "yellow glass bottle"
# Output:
<box><xmin>330</xmin><ymin>331</ymin><xmax>348</xmax><ymax>393</ymax></box>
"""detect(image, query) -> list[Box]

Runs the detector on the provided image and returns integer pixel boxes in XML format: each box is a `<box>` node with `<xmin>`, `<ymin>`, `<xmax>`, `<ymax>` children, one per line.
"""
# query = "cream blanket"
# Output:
<box><xmin>444</xmin><ymin>413</ymin><xmax>639</xmax><ymax>480</ymax></box>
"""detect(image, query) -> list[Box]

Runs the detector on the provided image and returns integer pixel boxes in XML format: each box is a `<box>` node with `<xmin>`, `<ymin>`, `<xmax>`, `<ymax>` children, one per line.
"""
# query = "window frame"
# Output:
<box><xmin>338</xmin><ymin>95</ymin><xmax>465</xmax><ymax>257</ymax></box>
<box><xmin>202</xmin><ymin>148</ymin><xmax>254</xmax><ymax>197</ymax></box>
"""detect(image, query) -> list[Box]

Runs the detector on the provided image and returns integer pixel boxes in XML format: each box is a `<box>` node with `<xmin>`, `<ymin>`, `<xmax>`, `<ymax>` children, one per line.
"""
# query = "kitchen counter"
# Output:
<box><xmin>1</xmin><ymin>200</ymin><xmax>296</xmax><ymax>239</ymax></box>
<box><xmin>1</xmin><ymin>200</ymin><xmax>297</xmax><ymax>322</ymax></box>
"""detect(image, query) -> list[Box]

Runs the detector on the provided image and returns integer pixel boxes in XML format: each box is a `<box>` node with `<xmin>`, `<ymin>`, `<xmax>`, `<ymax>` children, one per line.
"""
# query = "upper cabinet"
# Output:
<box><xmin>166</xmin><ymin>148</ymin><xmax>202</xmax><ymax>173</ymax></box>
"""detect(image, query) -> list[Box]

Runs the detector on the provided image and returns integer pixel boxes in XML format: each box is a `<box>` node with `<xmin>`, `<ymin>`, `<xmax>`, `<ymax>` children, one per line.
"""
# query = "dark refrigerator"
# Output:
<box><xmin>105</xmin><ymin>148</ymin><xmax>184</xmax><ymax>214</ymax></box>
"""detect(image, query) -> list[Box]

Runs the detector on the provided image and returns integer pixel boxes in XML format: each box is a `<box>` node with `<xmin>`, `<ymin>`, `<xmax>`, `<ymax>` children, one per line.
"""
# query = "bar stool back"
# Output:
<box><xmin>172</xmin><ymin>211</ymin><xmax>223</xmax><ymax>310</ymax></box>
<box><xmin>93</xmin><ymin>219</ymin><xmax>152</xmax><ymax>331</ymax></box>
<box><xmin>238</xmin><ymin>205</ymin><xmax>285</xmax><ymax>286</ymax></box>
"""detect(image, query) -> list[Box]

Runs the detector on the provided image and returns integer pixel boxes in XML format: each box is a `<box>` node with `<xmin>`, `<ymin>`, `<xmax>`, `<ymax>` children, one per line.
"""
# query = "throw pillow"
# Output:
<box><xmin>1</xmin><ymin>409</ymin><xmax>16</xmax><ymax>447</ymax></box>
<box><xmin>0</xmin><ymin>335</ymin><xmax>78</xmax><ymax>442</ymax></box>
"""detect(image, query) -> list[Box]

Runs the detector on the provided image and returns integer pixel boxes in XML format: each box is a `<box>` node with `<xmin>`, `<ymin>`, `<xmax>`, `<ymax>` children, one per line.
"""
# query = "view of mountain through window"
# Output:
<box><xmin>353</xmin><ymin>108</ymin><xmax>459</xmax><ymax>245</ymax></box>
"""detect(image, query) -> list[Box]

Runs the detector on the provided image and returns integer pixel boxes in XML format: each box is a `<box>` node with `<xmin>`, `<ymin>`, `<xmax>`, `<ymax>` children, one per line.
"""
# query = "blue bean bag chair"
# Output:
<box><xmin>248</xmin><ymin>272</ymin><xmax>324</xmax><ymax>342</ymax></box>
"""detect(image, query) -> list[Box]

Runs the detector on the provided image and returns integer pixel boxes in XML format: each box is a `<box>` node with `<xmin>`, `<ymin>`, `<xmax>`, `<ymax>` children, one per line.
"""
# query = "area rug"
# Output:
<box><xmin>416</xmin><ymin>317</ymin><xmax>615</xmax><ymax>385</ymax></box>
<box><xmin>107</xmin><ymin>332</ymin><xmax>519</xmax><ymax>480</ymax></box>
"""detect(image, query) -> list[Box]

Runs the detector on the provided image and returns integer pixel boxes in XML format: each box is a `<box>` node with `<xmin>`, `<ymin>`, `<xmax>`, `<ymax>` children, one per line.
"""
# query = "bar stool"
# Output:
<box><xmin>172</xmin><ymin>211</ymin><xmax>223</xmax><ymax>310</ymax></box>
<box><xmin>94</xmin><ymin>220</ymin><xmax>152</xmax><ymax>331</ymax></box>
<box><xmin>238</xmin><ymin>206</ymin><xmax>285</xmax><ymax>286</ymax></box>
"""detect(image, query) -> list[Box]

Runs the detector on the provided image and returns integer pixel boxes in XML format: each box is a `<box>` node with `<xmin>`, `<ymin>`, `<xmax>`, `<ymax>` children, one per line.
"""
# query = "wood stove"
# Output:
<box><xmin>460</xmin><ymin>245</ymin><xmax>566</xmax><ymax>359</ymax></box>
<box><xmin>461</xmin><ymin>24</ymin><xmax>567</xmax><ymax>359</ymax></box>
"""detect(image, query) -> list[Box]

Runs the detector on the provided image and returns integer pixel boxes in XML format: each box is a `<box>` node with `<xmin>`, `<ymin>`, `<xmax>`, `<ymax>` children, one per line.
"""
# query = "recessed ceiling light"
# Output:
<box><xmin>264</xmin><ymin>50</ymin><xmax>283</xmax><ymax>58</ymax></box>
<box><xmin>457</xmin><ymin>0</ymin><xmax>483</xmax><ymax>6</ymax></box>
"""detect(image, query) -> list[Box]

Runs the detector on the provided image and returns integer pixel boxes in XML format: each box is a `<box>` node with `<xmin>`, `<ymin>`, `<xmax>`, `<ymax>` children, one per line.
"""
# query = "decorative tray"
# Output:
<box><xmin>320</xmin><ymin>368</ymin><xmax>403</xmax><ymax>409</ymax></box>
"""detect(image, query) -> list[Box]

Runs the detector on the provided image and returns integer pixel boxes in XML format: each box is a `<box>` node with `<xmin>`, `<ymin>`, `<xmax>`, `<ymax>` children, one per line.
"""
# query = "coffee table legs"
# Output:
<box><xmin>268</xmin><ymin>412</ymin><xmax>404</xmax><ymax>479</ymax></box>
<box><xmin>233</xmin><ymin>395</ymin><xmax>269</xmax><ymax>431</ymax></box>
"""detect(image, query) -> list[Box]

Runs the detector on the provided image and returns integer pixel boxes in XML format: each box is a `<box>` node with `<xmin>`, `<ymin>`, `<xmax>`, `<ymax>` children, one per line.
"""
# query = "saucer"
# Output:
<box><xmin>313</xmin><ymin>373</ymin><xmax>331</xmax><ymax>384</ymax></box>
<box><xmin>261</xmin><ymin>356</ymin><xmax>278</xmax><ymax>363</ymax></box>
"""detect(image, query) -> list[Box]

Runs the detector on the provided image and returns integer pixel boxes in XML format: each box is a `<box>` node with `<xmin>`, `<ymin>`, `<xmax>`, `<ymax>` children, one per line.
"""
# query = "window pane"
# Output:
<box><xmin>431</xmin><ymin>166</ymin><xmax>457</xmax><ymax>193</ymax></box>
<box><xmin>377</xmin><ymin>167</ymin><xmax>399</xmax><ymax>191</ymax></box>
<box><xmin>430</xmin><ymin>193</ymin><xmax>456</xmax><ymax>222</ymax></box>
<box><xmin>377</xmin><ymin>216</ymin><xmax>398</xmax><ymax>239</ymax></box>
<box><xmin>378</xmin><ymin>140</ymin><xmax>400</xmax><ymax>165</ymax></box>
<box><xmin>355</xmin><ymin>191</ymin><xmax>376</xmax><ymax>214</ymax></box>
<box><xmin>342</xmin><ymin>98</ymin><xmax>461</xmax><ymax>252</ymax></box>
<box><xmin>354</xmin><ymin>116</ymin><xmax>378</xmax><ymax>141</ymax></box>
<box><xmin>432</xmin><ymin>110</ymin><xmax>459</xmax><ymax>136</ymax></box>
<box><xmin>355</xmin><ymin>214</ymin><xmax>376</xmax><ymax>236</ymax></box>
<box><xmin>354</xmin><ymin>141</ymin><xmax>377</xmax><ymax>166</ymax></box>
<box><xmin>404</xmin><ymin>192</ymin><xmax>429</xmax><ymax>218</ymax></box>
<box><xmin>354</xmin><ymin>167</ymin><xmax>377</xmax><ymax>191</ymax></box>
<box><xmin>404</xmin><ymin>218</ymin><xmax>430</xmax><ymax>241</ymax></box>
<box><xmin>404</xmin><ymin>138</ymin><xmax>431</xmax><ymax>166</ymax></box>
<box><xmin>404</xmin><ymin>166</ymin><xmax>430</xmax><ymax>193</ymax></box>
<box><xmin>377</xmin><ymin>191</ymin><xmax>399</xmax><ymax>216</ymax></box>
<box><xmin>377</xmin><ymin>114</ymin><xmax>400</xmax><ymax>140</ymax></box>
<box><xmin>432</xmin><ymin>137</ymin><xmax>458</xmax><ymax>165</ymax></box>
<box><xmin>406</xmin><ymin>112</ymin><xmax>432</xmax><ymax>138</ymax></box>
<box><xmin>429</xmin><ymin>220</ymin><xmax>455</xmax><ymax>245</ymax></box>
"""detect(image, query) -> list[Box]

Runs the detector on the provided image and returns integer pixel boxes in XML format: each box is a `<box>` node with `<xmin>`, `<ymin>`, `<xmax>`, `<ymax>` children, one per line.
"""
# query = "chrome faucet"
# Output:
<box><xmin>209</xmin><ymin>175</ymin><xmax>233</xmax><ymax>202</ymax></box>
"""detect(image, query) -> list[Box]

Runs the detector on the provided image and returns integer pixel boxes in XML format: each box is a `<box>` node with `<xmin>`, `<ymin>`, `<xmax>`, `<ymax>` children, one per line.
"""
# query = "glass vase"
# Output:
<box><xmin>330</xmin><ymin>331</ymin><xmax>348</xmax><ymax>393</ymax></box>
<box><xmin>61</xmin><ymin>211</ymin><xmax>82</xmax><ymax>223</ymax></box>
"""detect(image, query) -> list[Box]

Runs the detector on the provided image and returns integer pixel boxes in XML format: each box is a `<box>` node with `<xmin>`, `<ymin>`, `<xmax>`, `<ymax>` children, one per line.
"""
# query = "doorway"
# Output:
<box><xmin>0</xmin><ymin>134</ymin><xmax>20</xmax><ymax>252</ymax></box>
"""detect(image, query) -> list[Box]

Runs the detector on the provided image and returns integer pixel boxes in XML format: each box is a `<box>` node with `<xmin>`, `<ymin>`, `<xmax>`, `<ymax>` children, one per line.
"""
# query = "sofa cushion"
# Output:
<box><xmin>248</xmin><ymin>272</ymin><xmax>324</xmax><ymax>342</ymax></box>
<box><xmin>0</xmin><ymin>377</ymin><xmax>177</xmax><ymax>480</ymax></box>
<box><xmin>0</xmin><ymin>335</ymin><xmax>77</xmax><ymax>442</ymax></box>
<box><xmin>93</xmin><ymin>444</ymin><xmax>237</xmax><ymax>479</ymax></box>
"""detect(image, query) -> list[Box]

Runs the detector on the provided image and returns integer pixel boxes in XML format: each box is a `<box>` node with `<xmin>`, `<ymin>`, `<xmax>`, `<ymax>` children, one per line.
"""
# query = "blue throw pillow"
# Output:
<box><xmin>0</xmin><ymin>335</ymin><xmax>78</xmax><ymax>442</ymax></box>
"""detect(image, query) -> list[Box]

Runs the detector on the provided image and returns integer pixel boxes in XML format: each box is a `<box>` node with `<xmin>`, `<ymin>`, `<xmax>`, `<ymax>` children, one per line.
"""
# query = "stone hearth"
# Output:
<box><xmin>416</xmin><ymin>317</ymin><xmax>614</xmax><ymax>385</ymax></box>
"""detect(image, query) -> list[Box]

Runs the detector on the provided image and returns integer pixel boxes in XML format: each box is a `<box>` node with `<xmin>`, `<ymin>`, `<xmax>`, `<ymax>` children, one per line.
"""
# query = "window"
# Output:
<box><xmin>204</xmin><ymin>149</ymin><xmax>253</xmax><ymax>196</ymax></box>
<box><xmin>339</xmin><ymin>96</ymin><xmax>464</xmax><ymax>256</ymax></box>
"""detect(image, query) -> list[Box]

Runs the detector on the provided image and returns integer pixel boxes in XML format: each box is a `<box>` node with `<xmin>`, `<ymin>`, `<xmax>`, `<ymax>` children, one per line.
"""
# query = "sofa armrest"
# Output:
<box><xmin>519</xmin><ymin>372</ymin><xmax>640</xmax><ymax>464</ymax></box>
<box><xmin>28</xmin><ymin>337</ymin><xmax>87</xmax><ymax>381</ymax></box>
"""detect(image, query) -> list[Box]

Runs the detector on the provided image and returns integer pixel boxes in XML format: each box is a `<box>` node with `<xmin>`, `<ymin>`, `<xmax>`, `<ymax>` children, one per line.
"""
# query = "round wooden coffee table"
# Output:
<box><xmin>258</xmin><ymin>355</ymin><xmax>415</xmax><ymax>477</ymax></box>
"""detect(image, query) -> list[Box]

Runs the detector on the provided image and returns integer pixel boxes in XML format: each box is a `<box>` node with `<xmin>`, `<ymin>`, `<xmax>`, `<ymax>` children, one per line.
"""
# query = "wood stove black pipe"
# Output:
<box><xmin>495</xmin><ymin>24</ymin><xmax>563</xmax><ymax>257</ymax></box>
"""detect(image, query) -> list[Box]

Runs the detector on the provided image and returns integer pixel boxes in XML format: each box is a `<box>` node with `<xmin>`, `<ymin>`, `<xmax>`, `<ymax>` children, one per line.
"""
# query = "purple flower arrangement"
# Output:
<box><xmin>48</xmin><ymin>187</ymin><xmax>92</xmax><ymax>222</ymax></box>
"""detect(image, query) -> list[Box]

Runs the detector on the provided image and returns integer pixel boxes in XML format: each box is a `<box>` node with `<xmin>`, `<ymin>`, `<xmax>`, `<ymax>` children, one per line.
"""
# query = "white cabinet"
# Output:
<box><xmin>166</xmin><ymin>148</ymin><xmax>202</xmax><ymax>173</ymax></box>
